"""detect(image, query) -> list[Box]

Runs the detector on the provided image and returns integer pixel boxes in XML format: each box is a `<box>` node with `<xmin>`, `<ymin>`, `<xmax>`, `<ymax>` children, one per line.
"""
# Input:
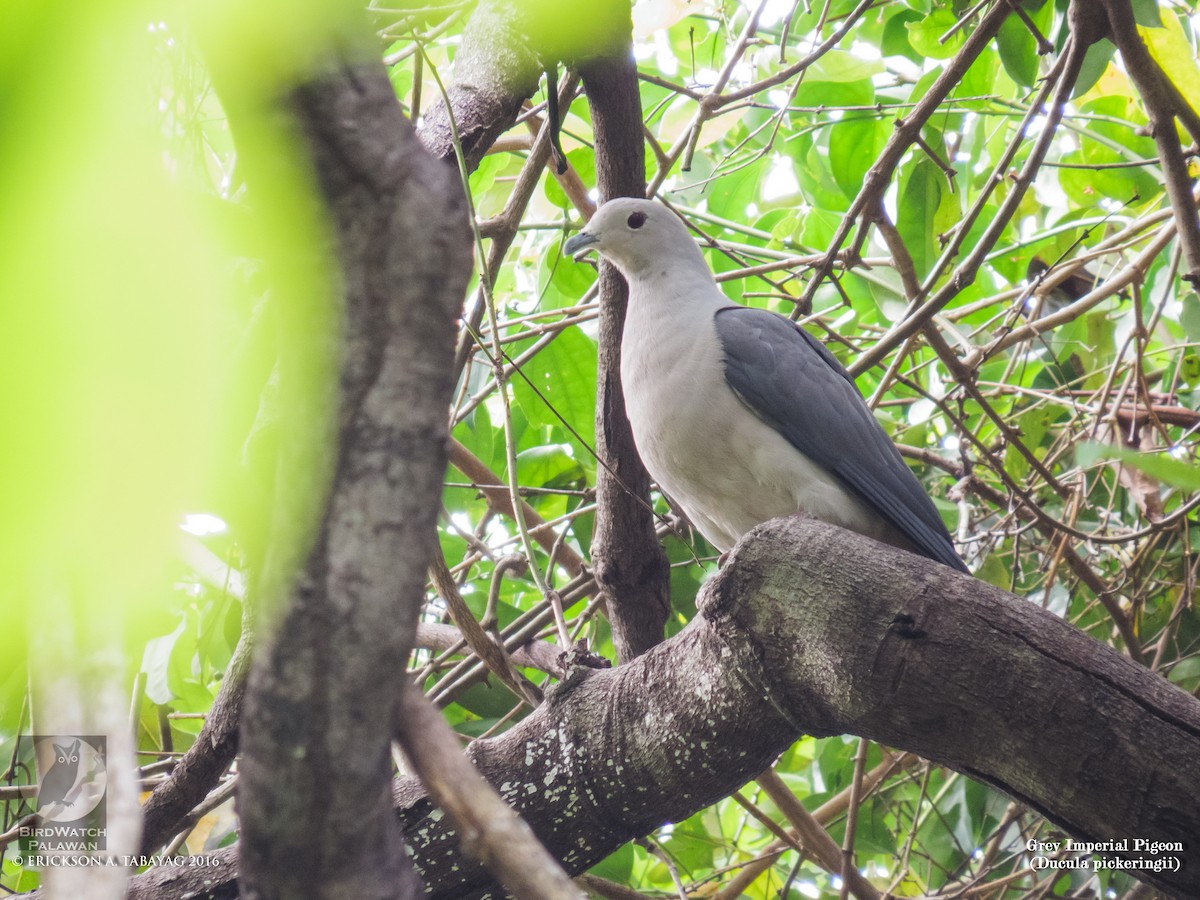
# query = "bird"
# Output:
<box><xmin>1022</xmin><ymin>257</ymin><xmax>1099</xmax><ymax>386</ymax></box>
<box><xmin>564</xmin><ymin>198</ymin><xmax>967</xmax><ymax>573</ymax></box>
<box><xmin>1024</xmin><ymin>256</ymin><xmax>1098</xmax><ymax>319</ymax></box>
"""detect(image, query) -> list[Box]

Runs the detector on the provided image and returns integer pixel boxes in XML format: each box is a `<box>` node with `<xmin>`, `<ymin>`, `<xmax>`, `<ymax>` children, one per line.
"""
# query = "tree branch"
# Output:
<box><xmin>800</xmin><ymin>0</ymin><xmax>1013</xmax><ymax>309</ymax></box>
<box><xmin>137</xmin><ymin>625</ymin><xmax>250</xmax><ymax>854</ymax></box>
<box><xmin>415</xmin><ymin>0</ymin><xmax>543</xmax><ymax>169</ymax></box>
<box><xmin>131</xmin><ymin>518</ymin><xmax>1200</xmax><ymax>900</ymax></box>
<box><xmin>447</xmin><ymin>438</ymin><xmax>587</xmax><ymax>577</ymax></box>
<box><xmin>394</xmin><ymin>681</ymin><xmax>581</xmax><ymax>900</ymax></box>
<box><xmin>235</xmin><ymin>52</ymin><xmax>473</xmax><ymax>898</ymax></box>
<box><xmin>849</xmin><ymin>12</ymin><xmax>1087</xmax><ymax>376</ymax></box>
<box><xmin>581</xmin><ymin>41</ymin><xmax>671</xmax><ymax>662</ymax></box>
<box><xmin>1098</xmin><ymin>0</ymin><xmax>1200</xmax><ymax>285</ymax></box>
<box><xmin>414</xmin><ymin>622</ymin><xmax>563</xmax><ymax>675</ymax></box>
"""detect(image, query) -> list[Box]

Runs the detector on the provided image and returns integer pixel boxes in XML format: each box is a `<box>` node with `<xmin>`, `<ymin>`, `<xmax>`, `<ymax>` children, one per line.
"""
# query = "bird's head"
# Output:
<box><xmin>564</xmin><ymin>198</ymin><xmax>698</xmax><ymax>278</ymax></box>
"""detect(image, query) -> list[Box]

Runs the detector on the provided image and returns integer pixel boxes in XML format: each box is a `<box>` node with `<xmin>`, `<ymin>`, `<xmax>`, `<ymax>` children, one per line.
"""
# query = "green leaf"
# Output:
<box><xmin>1077</xmin><ymin>441</ymin><xmax>1200</xmax><ymax>490</ymax></box>
<box><xmin>958</xmin><ymin>45</ymin><xmax>999</xmax><ymax>98</ymax></box>
<box><xmin>511</xmin><ymin>326</ymin><xmax>597</xmax><ymax>460</ymax></box>
<box><xmin>1140</xmin><ymin>14</ymin><xmax>1200</xmax><ymax>117</ymax></box>
<box><xmin>1073</xmin><ymin>39</ymin><xmax>1115</xmax><ymax>98</ymax></box>
<box><xmin>542</xmin><ymin>237</ymin><xmax>596</xmax><ymax>309</ymax></box>
<box><xmin>1181</xmin><ymin>352</ymin><xmax>1200</xmax><ymax>387</ymax></box>
<box><xmin>1167</xmin><ymin>655</ymin><xmax>1200</xmax><ymax>690</ymax></box>
<box><xmin>1181</xmin><ymin>301</ymin><xmax>1200</xmax><ymax>342</ymax></box>
<box><xmin>1057</xmin><ymin>94</ymin><xmax>1160</xmax><ymax>207</ymax></box>
<box><xmin>800</xmin><ymin>207</ymin><xmax>844</xmax><ymax>249</ymax></box>
<box><xmin>588</xmin><ymin>843</ymin><xmax>634</xmax><ymax>883</ymax></box>
<box><xmin>906</xmin><ymin>8</ymin><xmax>964</xmax><ymax>60</ymax></box>
<box><xmin>706</xmin><ymin>158</ymin><xmax>768</xmax><ymax>220</ymax></box>
<box><xmin>829</xmin><ymin>116</ymin><xmax>883</xmax><ymax>201</ymax></box>
<box><xmin>896</xmin><ymin>158</ymin><xmax>942</xmax><ymax>278</ymax></box>
<box><xmin>791</xmin><ymin>77</ymin><xmax>873</xmax><ymax>109</ymax></box>
<box><xmin>453</xmin><ymin>679</ymin><xmax>523</xmax><ymax>723</ymax></box>
<box><xmin>881</xmin><ymin>9</ymin><xmax>923</xmax><ymax>62</ymax></box>
<box><xmin>663</xmin><ymin>812</ymin><xmax>716</xmax><ymax>872</ymax></box>
<box><xmin>456</xmin><ymin>400</ymin><xmax>498</xmax><ymax>475</ymax></box>
<box><xmin>997</xmin><ymin>13</ymin><xmax>1040</xmax><ymax>87</ymax></box>
<box><xmin>788</xmin><ymin>131</ymin><xmax>851</xmax><ymax>213</ymax></box>
<box><xmin>974</xmin><ymin>551</ymin><xmax>1013</xmax><ymax>590</ymax></box>
<box><xmin>515</xmin><ymin>443</ymin><xmax>584</xmax><ymax>489</ymax></box>
<box><xmin>809</xmin><ymin>49</ymin><xmax>883</xmax><ymax>83</ymax></box>
<box><xmin>141</xmin><ymin>619</ymin><xmax>186</xmax><ymax>705</ymax></box>
<box><xmin>1131</xmin><ymin>0</ymin><xmax>1163</xmax><ymax>27</ymax></box>
<box><xmin>166</xmin><ymin>610</ymin><xmax>200</xmax><ymax>702</ymax></box>
<box><xmin>469</xmin><ymin>149</ymin><xmax>521</xmax><ymax>220</ymax></box>
<box><xmin>770</xmin><ymin>213</ymin><xmax>803</xmax><ymax>244</ymax></box>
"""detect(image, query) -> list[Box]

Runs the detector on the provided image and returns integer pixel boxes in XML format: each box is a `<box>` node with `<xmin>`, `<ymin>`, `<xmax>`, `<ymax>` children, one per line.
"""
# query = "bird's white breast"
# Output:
<box><xmin>619</xmin><ymin>281</ymin><xmax>886</xmax><ymax>552</ymax></box>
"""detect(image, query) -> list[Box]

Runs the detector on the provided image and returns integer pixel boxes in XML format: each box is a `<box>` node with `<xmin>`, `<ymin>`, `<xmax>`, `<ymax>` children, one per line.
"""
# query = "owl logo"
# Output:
<box><xmin>35</xmin><ymin>736</ymin><xmax>106</xmax><ymax>823</ymax></box>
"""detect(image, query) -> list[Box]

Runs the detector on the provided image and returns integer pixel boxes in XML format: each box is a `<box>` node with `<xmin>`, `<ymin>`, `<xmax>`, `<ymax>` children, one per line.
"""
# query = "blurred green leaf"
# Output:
<box><xmin>589</xmin><ymin>843</ymin><xmax>635</xmax><ymax>883</ymax></box>
<box><xmin>810</xmin><ymin>49</ymin><xmax>883</xmax><ymax>83</ymax></box>
<box><xmin>516</xmin><ymin>443</ymin><xmax>585</xmax><ymax>489</ymax></box>
<box><xmin>1073</xmin><ymin>39</ymin><xmax>1116</xmax><ymax>98</ymax></box>
<box><xmin>997</xmin><ymin>13</ymin><xmax>1039</xmax><ymax>87</ymax></box>
<box><xmin>1141</xmin><ymin>14</ymin><xmax>1200</xmax><ymax>114</ymax></box>
<box><xmin>906</xmin><ymin>8</ymin><xmax>964</xmax><ymax>59</ymax></box>
<box><xmin>1077</xmin><ymin>442</ymin><xmax>1200</xmax><ymax>491</ymax></box>
<box><xmin>881</xmin><ymin>9</ymin><xmax>923</xmax><ymax>62</ymax></box>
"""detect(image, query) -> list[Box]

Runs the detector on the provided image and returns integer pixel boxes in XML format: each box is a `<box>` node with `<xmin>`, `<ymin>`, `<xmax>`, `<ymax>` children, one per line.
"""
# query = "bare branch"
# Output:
<box><xmin>129</xmin><ymin>518</ymin><xmax>1200</xmax><ymax>899</ymax></box>
<box><xmin>394</xmin><ymin>681</ymin><xmax>583</xmax><ymax>900</ymax></box>
<box><xmin>138</xmin><ymin>626</ymin><xmax>250</xmax><ymax>854</ymax></box>
<box><xmin>582</xmin><ymin>44</ymin><xmax>672</xmax><ymax>661</ymax></box>
<box><xmin>800</xmin><ymin>0</ymin><xmax>1013</xmax><ymax>310</ymax></box>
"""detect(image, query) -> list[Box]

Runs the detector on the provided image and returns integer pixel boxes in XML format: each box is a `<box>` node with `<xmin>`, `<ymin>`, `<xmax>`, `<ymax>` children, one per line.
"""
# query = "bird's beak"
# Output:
<box><xmin>564</xmin><ymin>231</ymin><xmax>599</xmax><ymax>257</ymax></box>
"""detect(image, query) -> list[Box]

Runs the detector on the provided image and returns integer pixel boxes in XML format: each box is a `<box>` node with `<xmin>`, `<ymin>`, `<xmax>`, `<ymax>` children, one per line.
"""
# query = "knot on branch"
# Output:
<box><xmin>889</xmin><ymin>613</ymin><xmax>927</xmax><ymax>640</ymax></box>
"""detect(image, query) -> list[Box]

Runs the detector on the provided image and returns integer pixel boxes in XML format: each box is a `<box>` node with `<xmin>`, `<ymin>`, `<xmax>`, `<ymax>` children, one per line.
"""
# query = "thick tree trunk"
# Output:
<box><xmin>125</xmin><ymin>516</ymin><xmax>1200</xmax><ymax>900</ymax></box>
<box><xmin>235</xmin><ymin>57</ymin><xmax>473</xmax><ymax>900</ymax></box>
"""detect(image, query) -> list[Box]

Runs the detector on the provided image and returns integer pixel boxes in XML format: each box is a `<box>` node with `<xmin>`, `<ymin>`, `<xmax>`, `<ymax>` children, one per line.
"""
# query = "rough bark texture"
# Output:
<box><xmin>138</xmin><ymin>628</ymin><xmax>250</xmax><ymax>854</ymax></box>
<box><xmin>395</xmin><ymin>609</ymin><xmax>796</xmax><ymax>899</ymax></box>
<box><xmin>128</xmin><ymin>518</ymin><xmax>1200</xmax><ymax>900</ymax></box>
<box><xmin>416</xmin><ymin>0</ymin><xmax>631</xmax><ymax>169</ymax></box>
<box><xmin>394</xmin><ymin>683</ymin><xmax>583</xmax><ymax>900</ymax></box>
<box><xmin>415</xmin><ymin>0</ymin><xmax>543</xmax><ymax>168</ymax></box>
<box><xmin>236</xmin><ymin>57</ymin><xmax>472</xmax><ymax>900</ymax></box>
<box><xmin>712</xmin><ymin>518</ymin><xmax>1200</xmax><ymax>875</ymax></box>
<box><xmin>582</xmin><ymin>47</ymin><xmax>672</xmax><ymax>663</ymax></box>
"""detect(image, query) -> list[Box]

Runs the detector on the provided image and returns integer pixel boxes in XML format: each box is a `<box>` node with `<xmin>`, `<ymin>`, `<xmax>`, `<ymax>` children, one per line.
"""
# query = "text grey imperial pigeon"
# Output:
<box><xmin>565</xmin><ymin>198</ymin><xmax>967</xmax><ymax>573</ymax></box>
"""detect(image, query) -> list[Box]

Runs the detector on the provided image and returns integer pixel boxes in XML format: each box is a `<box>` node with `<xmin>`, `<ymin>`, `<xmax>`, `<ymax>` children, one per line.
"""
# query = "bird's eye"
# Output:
<box><xmin>627</xmin><ymin>212</ymin><xmax>647</xmax><ymax>229</ymax></box>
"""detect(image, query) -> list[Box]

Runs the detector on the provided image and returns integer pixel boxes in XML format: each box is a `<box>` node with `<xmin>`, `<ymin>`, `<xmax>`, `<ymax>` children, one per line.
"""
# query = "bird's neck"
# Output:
<box><xmin>632</xmin><ymin>261</ymin><xmax>724</xmax><ymax>305</ymax></box>
<box><xmin>621</xmin><ymin>268</ymin><xmax>727</xmax><ymax>363</ymax></box>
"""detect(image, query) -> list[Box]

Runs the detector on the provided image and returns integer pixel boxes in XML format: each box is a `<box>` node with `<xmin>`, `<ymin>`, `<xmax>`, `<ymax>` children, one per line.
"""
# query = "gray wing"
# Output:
<box><xmin>714</xmin><ymin>306</ymin><xmax>967</xmax><ymax>572</ymax></box>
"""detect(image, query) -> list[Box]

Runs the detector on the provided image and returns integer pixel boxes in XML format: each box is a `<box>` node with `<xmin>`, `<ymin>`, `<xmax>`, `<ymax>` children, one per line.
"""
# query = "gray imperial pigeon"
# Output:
<box><xmin>565</xmin><ymin>198</ymin><xmax>967</xmax><ymax>573</ymax></box>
